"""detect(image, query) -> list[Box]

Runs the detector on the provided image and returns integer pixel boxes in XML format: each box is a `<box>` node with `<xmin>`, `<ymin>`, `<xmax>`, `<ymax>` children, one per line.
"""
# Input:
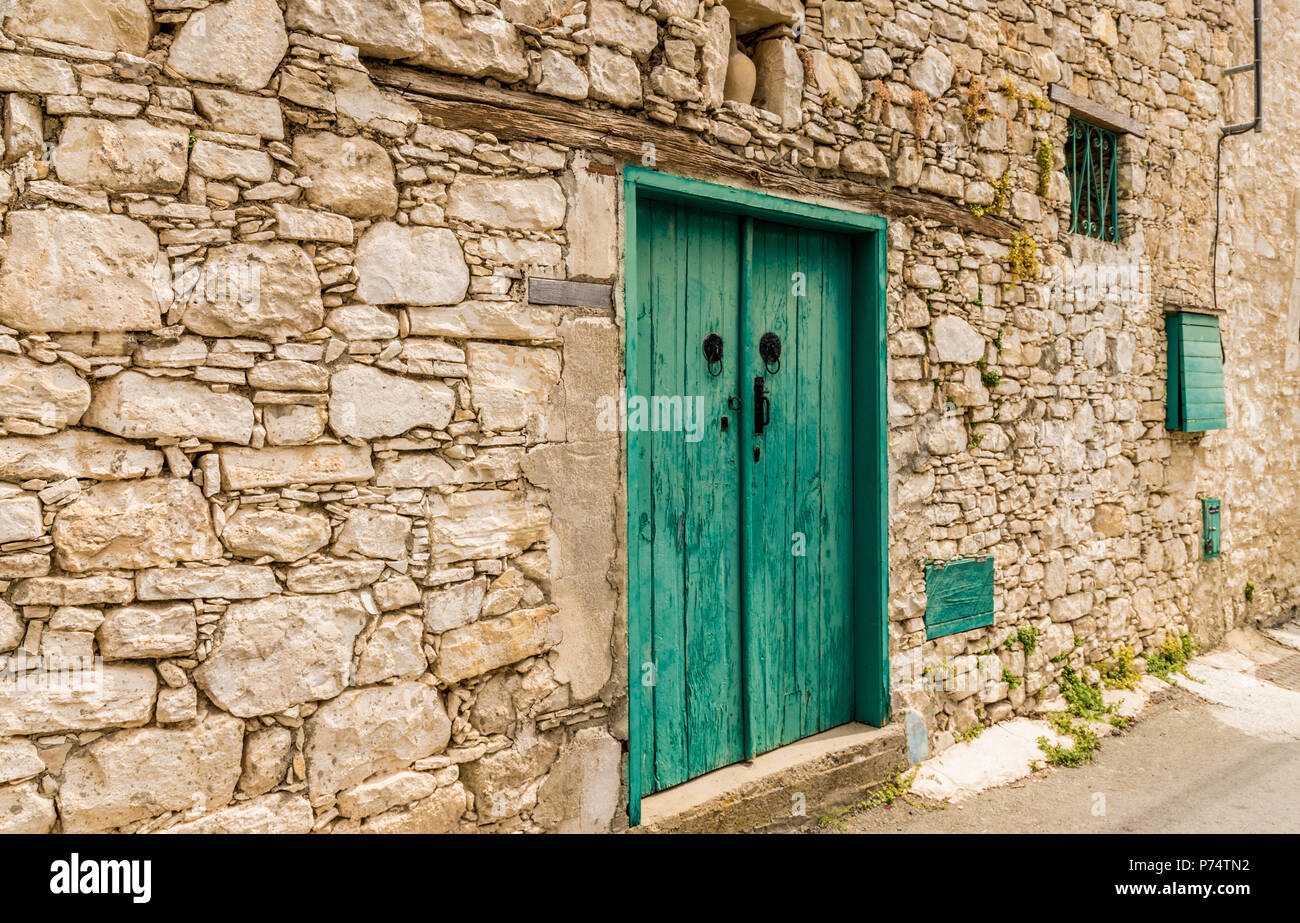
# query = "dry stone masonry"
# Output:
<box><xmin>0</xmin><ymin>0</ymin><xmax>1285</xmax><ymax>833</ymax></box>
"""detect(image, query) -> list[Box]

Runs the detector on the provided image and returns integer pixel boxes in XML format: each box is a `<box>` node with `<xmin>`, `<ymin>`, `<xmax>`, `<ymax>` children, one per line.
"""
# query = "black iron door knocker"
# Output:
<box><xmin>759</xmin><ymin>332</ymin><xmax>782</xmax><ymax>374</ymax></box>
<box><xmin>703</xmin><ymin>333</ymin><xmax>723</xmax><ymax>377</ymax></box>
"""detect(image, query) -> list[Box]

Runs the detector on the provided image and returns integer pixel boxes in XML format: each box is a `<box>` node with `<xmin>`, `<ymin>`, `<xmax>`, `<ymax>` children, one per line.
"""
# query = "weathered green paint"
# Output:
<box><xmin>1202</xmin><ymin>497</ymin><xmax>1222</xmax><ymax>559</ymax></box>
<box><xmin>624</xmin><ymin>166</ymin><xmax>888</xmax><ymax>826</ymax></box>
<box><xmin>924</xmin><ymin>556</ymin><xmax>995</xmax><ymax>640</ymax></box>
<box><xmin>1166</xmin><ymin>312</ymin><xmax>1226</xmax><ymax>432</ymax></box>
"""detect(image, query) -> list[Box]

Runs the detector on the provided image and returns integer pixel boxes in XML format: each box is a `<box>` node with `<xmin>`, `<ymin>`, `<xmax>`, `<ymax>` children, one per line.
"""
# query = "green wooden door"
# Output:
<box><xmin>741</xmin><ymin>221</ymin><xmax>855</xmax><ymax>755</ymax></box>
<box><xmin>632</xmin><ymin>203</ymin><xmax>855</xmax><ymax>797</ymax></box>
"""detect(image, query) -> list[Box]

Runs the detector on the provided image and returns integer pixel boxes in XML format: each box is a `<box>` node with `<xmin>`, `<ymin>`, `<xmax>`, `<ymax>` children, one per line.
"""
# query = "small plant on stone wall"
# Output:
<box><xmin>1245</xmin><ymin>580</ymin><xmax>1255</xmax><ymax>603</ymax></box>
<box><xmin>1145</xmin><ymin>632</ymin><xmax>1198</xmax><ymax>681</ymax></box>
<box><xmin>954</xmin><ymin>723</ymin><xmax>984</xmax><ymax>744</ymax></box>
<box><xmin>1005</xmin><ymin>622</ymin><xmax>1038</xmax><ymax>656</ymax></box>
<box><xmin>1101</xmin><ymin>646</ymin><xmax>1141</xmax><ymax>690</ymax></box>
<box><xmin>961</xmin><ymin>77</ymin><xmax>995</xmax><ymax>133</ymax></box>
<box><xmin>980</xmin><ymin>368</ymin><xmax>1002</xmax><ymax>389</ymax></box>
<box><xmin>1035</xmin><ymin>137</ymin><xmax>1053</xmax><ymax>197</ymax></box>
<box><xmin>1008</xmin><ymin>232</ymin><xmax>1039</xmax><ymax>280</ymax></box>
<box><xmin>910</xmin><ymin>89</ymin><xmax>935</xmax><ymax>139</ymax></box>
<box><xmin>867</xmin><ymin>79</ymin><xmax>894</xmax><ymax>123</ymax></box>
<box><xmin>970</xmin><ymin>169</ymin><xmax>1010</xmax><ymax>217</ymax></box>
<box><xmin>1001</xmin><ymin>668</ymin><xmax>1022</xmax><ymax>690</ymax></box>
<box><xmin>999</xmin><ymin>77</ymin><xmax>1051</xmax><ymax>121</ymax></box>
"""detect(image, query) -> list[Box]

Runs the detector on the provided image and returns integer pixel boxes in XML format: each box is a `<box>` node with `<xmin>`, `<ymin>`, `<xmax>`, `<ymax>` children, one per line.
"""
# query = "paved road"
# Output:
<box><xmin>832</xmin><ymin>685</ymin><xmax>1300</xmax><ymax>834</ymax></box>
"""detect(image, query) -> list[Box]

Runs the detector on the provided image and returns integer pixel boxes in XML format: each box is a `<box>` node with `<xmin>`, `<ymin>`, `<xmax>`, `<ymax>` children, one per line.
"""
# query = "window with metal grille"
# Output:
<box><xmin>1065</xmin><ymin>117</ymin><xmax>1120</xmax><ymax>242</ymax></box>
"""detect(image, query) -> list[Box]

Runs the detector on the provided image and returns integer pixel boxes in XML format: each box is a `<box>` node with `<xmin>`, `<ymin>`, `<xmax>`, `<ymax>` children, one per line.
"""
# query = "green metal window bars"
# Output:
<box><xmin>1065</xmin><ymin>117</ymin><xmax>1120</xmax><ymax>242</ymax></box>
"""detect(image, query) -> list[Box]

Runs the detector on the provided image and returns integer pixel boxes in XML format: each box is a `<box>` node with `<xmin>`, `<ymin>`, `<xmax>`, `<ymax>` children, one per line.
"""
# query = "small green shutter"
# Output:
<box><xmin>1166</xmin><ymin>311</ymin><xmax>1226</xmax><ymax>432</ymax></box>
<box><xmin>924</xmin><ymin>556</ymin><xmax>994</xmax><ymax>640</ymax></box>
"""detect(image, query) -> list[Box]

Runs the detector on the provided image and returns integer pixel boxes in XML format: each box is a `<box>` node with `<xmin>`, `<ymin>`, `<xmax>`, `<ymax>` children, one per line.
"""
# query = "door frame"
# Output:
<box><xmin>623</xmin><ymin>166</ymin><xmax>889</xmax><ymax>825</ymax></box>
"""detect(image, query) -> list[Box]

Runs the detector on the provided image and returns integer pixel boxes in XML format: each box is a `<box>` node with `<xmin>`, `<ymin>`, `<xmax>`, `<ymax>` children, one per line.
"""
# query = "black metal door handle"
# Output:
<box><xmin>753</xmin><ymin>376</ymin><xmax>770</xmax><ymax>435</ymax></box>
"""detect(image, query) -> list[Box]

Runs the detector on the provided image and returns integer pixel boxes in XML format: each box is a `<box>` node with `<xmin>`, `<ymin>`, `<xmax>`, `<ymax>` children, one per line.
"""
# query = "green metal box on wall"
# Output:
<box><xmin>924</xmin><ymin>556</ymin><xmax>994</xmax><ymax>640</ymax></box>
<box><xmin>1202</xmin><ymin>498</ymin><xmax>1221</xmax><ymax>559</ymax></box>
<box><xmin>1166</xmin><ymin>311</ymin><xmax>1226</xmax><ymax>432</ymax></box>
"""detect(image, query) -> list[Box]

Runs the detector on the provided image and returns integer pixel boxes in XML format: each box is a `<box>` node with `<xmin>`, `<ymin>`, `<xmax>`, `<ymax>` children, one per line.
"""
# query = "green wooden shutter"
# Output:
<box><xmin>1166</xmin><ymin>311</ymin><xmax>1226</xmax><ymax>432</ymax></box>
<box><xmin>924</xmin><ymin>556</ymin><xmax>994</xmax><ymax>640</ymax></box>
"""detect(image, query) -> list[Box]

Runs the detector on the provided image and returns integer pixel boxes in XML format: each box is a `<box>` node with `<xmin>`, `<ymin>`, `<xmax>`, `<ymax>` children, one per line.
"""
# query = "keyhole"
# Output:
<box><xmin>753</xmin><ymin>446</ymin><xmax>761</xmax><ymax>462</ymax></box>
<box><xmin>721</xmin><ymin>416</ymin><xmax>729</xmax><ymax>432</ymax></box>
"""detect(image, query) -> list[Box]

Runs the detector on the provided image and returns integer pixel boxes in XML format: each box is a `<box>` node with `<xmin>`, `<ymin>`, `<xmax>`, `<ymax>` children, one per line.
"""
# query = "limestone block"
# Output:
<box><xmin>564</xmin><ymin>164</ymin><xmax>618</xmax><ymax>281</ymax></box>
<box><xmin>192</xmin><ymin>88</ymin><xmax>284</xmax><ymax>140</ymax></box>
<box><xmin>194</xmin><ymin>592</ymin><xmax>368</xmax><ymax>717</ymax></box>
<box><xmin>722</xmin><ymin>0</ymin><xmax>802</xmax><ymax>34</ymax></box>
<box><xmin>337</xmin><ymin>770</ymin><xmax>438</xmax><ymax>819</ymax></box>
<box><xmin>909</xmin><ymin>46</ymin><xmax>954</xmax><ymax>98</ymax></box>
<box><xmin>247</xmin><ymin>359</ymin><xmax>329</xmax><ymax>392</ymax></box>
<box><xmin>189</xmin><ymin>140</ymin><xmax>274</xmax><ymax>183</ymax></box>
<box><xmin>588</xmin><ymin>45</ymin><xmax>642</xmax><ymax>107</ymax></box>
<box><xmin>218</xmin><ymin>444</ymin><xmax>374</xmax><ymax>490</ymax></box>
<box><xmin>434</xmin><ymin>606</ymin><xmax>559</xmax><ymax>683</ymax></box>
<box><xmin>752</xmin><ymin>38</ymin><xmax>804</xmax><ymax>130</ymax></box>
<box><xmin>699</xmin><ymin>6</ymin><xmax>729</xmax><ymax>108</ymax></box>
<box><xmin>0</xmin><ymin>600</ymin><xmax>23</xmax><ymax>652</ymax></box>
<box><xmin>285</xmin><ymin>0</ymin><xmax>423</xmax><ymax>58</ymax></box>
<box><xmin>293</xmin><ymin>131</ymin><xmax>397</xmax><ymax>219</ymax></box>
<box><xmin>588</xmin><ymin>0</ymin><xmax>657</xmax><ymax>57</ymax></box>
<box><xmin>166</xmin><ymin>0</ymin><xmax>288</xmax><ymax>91</ymax></box>
<box><xmin>304</xmin><ymin>681</ymin><xmax>451</xmax><ymax>798</ymax></box>
<box><xmin>135</xmin><ymin>564</ymin><xmax>279</xmax><ymax>600</ymax></box>
<box><xmin>537</xmin><ymin>48</ymin><xmax>589</xmax><ymax>99</ymax></box>
<box><xmin>925</xmin><ymin>415</ymin><xmax>967</xmax><ymax>455</ymax></box>
<box><xmin>375</xmin><ymin>453</ymin><xmax>454</xmax><ymax>488</ymax></box>
<box><xmin>410</xmin><ymin>1</ymin><xmax>529</xmax><ymax>83</ymax></box>
<box><xmin>355</xmin><ymin>222</ymin><xmax>468</xmax><ymax>306</ymax></box>
<box><xmin>262</xmin><ymin>405</ymin><xmax>328</xmax><ymax>446</ymax></box>
<box><xmin>0</xmin><ymin>494</ymin><xmax>41</xmax><ymax>544</ymax></box>
<box><xmin>0</xmin><ymin>210</ymin><xmax>169</xmax><ymax>333</ymax></box>
<box><xmin>97</xmin><ymin>602</ymin><xmax>197</xmax><ymax>659</ymax></box>
<box><xmin>329</xmin><ymin>66</ymin><xmax>420</xmax><ymax>136</ymax></box>
<box><xmin>220</xmin><ymin>508</ymin><xmax>330</xmax><ymax>562</ymax></box>
<box><xmin>533</xmin><ymin>727</ymin><xmax>622</xmax><ymax>832</ymax></box>
<box><xmin>329</xmin><ymin>363</ymin><xmax>454</xmax><ymax>439</ymax></box>
<box><xmin>274</xmin><ymin>204</ymin><xmax>354</xmax><ymax>244</ymax></box>
<box><xmin>447</xmin><ymin>176</ymin><xmax>565</xmax><ymax>230</ymax></box>
<box><xmin>423</xmin><ymin>576</ymin><xmax>487</xmax><ymax>633</ymax></box>
<box><xmin>155</xmin><ymin>684</ymin><xmax>197</xmax><ymax>724</ymax></box>
<box><xmin>55</xmin><ymin>118</ymin><xmax>188</xmax><ymax>194</ymax></box>
<box><xmin>181</xmin><ymin>242</ymin><xmax>323</xmax><ymax>338</ymax></box>
<box><xmin>284</xmin><ymin>559</ymin><xmax>385</xmax><ymax>594</ymax></box>
<box><xmin>358</xmin><ymin>782</ymin><xmax>466</xmax><ymax>833</ymax></box>
<box><xmin>932</xmin><ymin>315</ymin><xmax>985</xmax><ymax>363</ymax></box>
<box><xmin>4</xmin><ymin>0</ymin><xmax>152</xmax><ymax>56</ymax></box>
<box><xmin>408</xmin><ymin>301</ymin><xmax>558</xmax><ymax>340</ymax></box>
<box><xmin>161</xmin><ymin>792</ymin><xmax>313</xmax><ymax>834</ymax></box>
<box><xmin>810</xmin><ymin>51</ymin><xmax>862</xmax><ymax>108</ymax></box>
<box><xmin>0</xmin><ymin>53</ymin><xmax>77</xmax><ymax>95</ymax></box>
<box><xmin>0</xmin><ymin>354</ymin><xmax>89</xmax><ymax>431</ymax></box>
<box><xmin>333</xmin><ymin>507</ymin><xmax>411</xmax><ymax>560</ymax></box>
<box><xmin>10</xmin><ymin>574</ymin><xmax>135</xmax><ymax>606</ymax></box>
<box><xmin>53</xmin><ymin>478</ymin><xmax>221</xmax><ymax>572</ymax></box>
<box><xmin>0</xmin><ymin>738</ymin><xmax>44</xmax><ymax>784</ymax></box>
<box><xmin>0</xmin><ymin>662</ymin><xmax>156</xmax><ymax>736</ymax></box>
<box><xmin>425</xmin><ymin>490</ymin><xmax>551</xmax><ymax>563</ymax></box>
<box><xmin>354</xmin><ymin>613</ymin><xmax>426</xmax><ymax>684</ymax></box>
<box><xmin>466</xmin><ymin>342</ymin><xmax>561</xmax><ymax>433</ymax></box>
<box><xmin>373</xmin><ymin>574</ymin><xmax>420</xmax><ymax>611</ymax></box>
<box><xmin>4</xmin><ymin>94</ymin><xmax>42</xmax><ymax>165</ymax></box>
<box><xmin>460</xmin><ymin>733</ymin><xmax>558</xmax><ymax>819</ymax></box>
<box><xmin>822</xmin><ymin>0</ymin><xmax>867</xmax><ymax>39</ymax></box>
<box><xmin>1094</xmin><ymin>503</ymin><xmax>1127</xmax><ymax>537</ymax></box>
<box><xmin>58</xmin><ymin>710</ymin><xmax>244</xmax><ymax>833</ymax></box>
<box><xmin>0</xmin><ymin>782</ymin><xmax>55</xmax><ymax>833</ymax></box>
<box><xmin>83</xmin><ymin>371</ymin><xmax>254</xmax><ymax>444</ymax></box>
<box><xmin>841</xmin><ymin>139</ymin><xmax>889</xmax><ymax>177</ymax></box>
<box><xmin>325</xmin><ymin>304</ymin><xmax>399</xmax><ymax>340</ymax></box>
<box><xmin>239</xmin><ymin>725</ymin><xmax>293</xmax><ymax>796</ymax></box>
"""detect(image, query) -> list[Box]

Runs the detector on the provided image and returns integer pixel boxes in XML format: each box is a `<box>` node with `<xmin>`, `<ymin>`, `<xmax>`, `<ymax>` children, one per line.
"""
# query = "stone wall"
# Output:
<box><xmin>0</xmin><ymin>0</ymin><xmax>1283</xmax><ymax>833</ymax></box>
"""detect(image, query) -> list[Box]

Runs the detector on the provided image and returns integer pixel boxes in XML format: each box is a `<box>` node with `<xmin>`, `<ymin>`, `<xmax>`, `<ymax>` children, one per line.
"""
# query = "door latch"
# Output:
<box><xmin>753</xmin><ymin>376</ymin><xmax>771</xmax><ymax>435</ymax></box>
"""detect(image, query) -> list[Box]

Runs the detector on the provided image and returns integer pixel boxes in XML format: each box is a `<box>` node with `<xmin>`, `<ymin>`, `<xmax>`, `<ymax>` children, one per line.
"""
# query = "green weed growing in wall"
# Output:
<box><xmin>1245</xmin><ymin>581</ymin><xmax>1255</xmax><ymax>603</ymax></box>
<box><xmin>1035</xmin><ymin>137</ymin><xmax>1053</xmax><ymax>197</ymax></box>
<box><xmin>1101</xmin><ymin>646</ymin><xmax>1140</xmax><ymax>690</ymax></box>
<box><xmin>1145</xmin><ymin>632</ymin><xmax>1198</xmax><ymax>681</ymax></box>
<box><xmin>981</xmin><ymin>368</ymin><xmax>1002</xmax><ymax>389</ymax></box>
<box><xmin>1008</xmin><ymin>232</ymin><xmax>1039</xmax><ymax>280</ymax></box>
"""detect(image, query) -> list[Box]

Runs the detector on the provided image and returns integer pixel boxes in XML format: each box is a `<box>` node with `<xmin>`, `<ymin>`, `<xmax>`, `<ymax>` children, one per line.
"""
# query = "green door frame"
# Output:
<box><xmin>623</xmin><ymin>166</ymin><xmax>889</xmax><ymax>825</ymax></box>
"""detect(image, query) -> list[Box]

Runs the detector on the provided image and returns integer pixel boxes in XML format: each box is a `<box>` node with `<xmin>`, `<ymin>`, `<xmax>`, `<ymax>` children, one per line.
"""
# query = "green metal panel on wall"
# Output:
<box><xmin>1166</xmin><ymin>311</ymin><xmax>1226</xmax><ymax>432</ymax></box>
<box><xmin>924</xmin><ymin>556</ymin><xmax>995</xmax><ymax>640</ymax></box>
<box><xmin>623</xmin><ymin>167</ymin><xmax>888</xmax><ymax>826</ymax></box>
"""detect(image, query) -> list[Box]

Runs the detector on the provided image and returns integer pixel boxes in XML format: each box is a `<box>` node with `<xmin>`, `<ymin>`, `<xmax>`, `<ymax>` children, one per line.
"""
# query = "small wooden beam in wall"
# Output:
<box><xmin>528</xmin><ymin>276</ymin><xmax>614</xmax><ymax>310</ymax></box>
<box><xmin>1048</xmin><ymin>84</ymin><xmax>1147</xmax><ymax>137</ymax></box>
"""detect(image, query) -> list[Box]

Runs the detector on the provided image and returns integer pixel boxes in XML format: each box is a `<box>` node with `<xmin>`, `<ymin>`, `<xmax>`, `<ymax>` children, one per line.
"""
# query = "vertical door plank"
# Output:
<box><xmin>681</xmin><ymin>210</ymin><xmax>745</xmax><ymax>779</ymax></box>
<box><xmin>648</xmin><ymin>202</ymin><xmax>688</xmax><ymax>790</ymax></box>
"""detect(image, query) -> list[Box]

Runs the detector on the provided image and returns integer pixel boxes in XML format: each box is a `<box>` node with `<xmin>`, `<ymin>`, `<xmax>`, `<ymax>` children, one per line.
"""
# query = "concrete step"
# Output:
<box><xmin>635</xmin><ymin>722</ymin><xmax>908</xmax><ymax>834</ymax></box>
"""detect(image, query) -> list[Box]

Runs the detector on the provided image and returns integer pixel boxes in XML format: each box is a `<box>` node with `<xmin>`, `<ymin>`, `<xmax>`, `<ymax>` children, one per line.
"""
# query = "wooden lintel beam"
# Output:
<box><xmin>369</xmin><ymin>63</ymin><xmax>1020</xmax><ymax>240</ymax></box>
<box><xmin>1048</xmin><ymin>84</ymin><xmax>1147</xmax><ymax>138</ymax></box>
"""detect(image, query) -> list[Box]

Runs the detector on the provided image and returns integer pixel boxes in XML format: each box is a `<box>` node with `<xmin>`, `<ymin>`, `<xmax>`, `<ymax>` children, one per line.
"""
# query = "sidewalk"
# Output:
<box><xmin>818</xmin><ymin>623</ymin><xmax>1300</xmax><ymax>834</ymax></box>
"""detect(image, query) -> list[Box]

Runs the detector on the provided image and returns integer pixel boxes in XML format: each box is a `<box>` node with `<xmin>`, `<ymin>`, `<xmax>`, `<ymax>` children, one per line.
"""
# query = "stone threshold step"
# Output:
<box><xmin>634</xmin><ymin>721</ymin><xmax>908</xmax><ymax>834</ymax></box>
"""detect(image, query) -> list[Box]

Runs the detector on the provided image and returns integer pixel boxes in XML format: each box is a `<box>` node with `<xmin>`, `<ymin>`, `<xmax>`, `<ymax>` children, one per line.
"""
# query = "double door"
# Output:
<box><xmin>631</xmin><ymin>200</ymin><xmax>855</xmax><ymax>795</ymax></box>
